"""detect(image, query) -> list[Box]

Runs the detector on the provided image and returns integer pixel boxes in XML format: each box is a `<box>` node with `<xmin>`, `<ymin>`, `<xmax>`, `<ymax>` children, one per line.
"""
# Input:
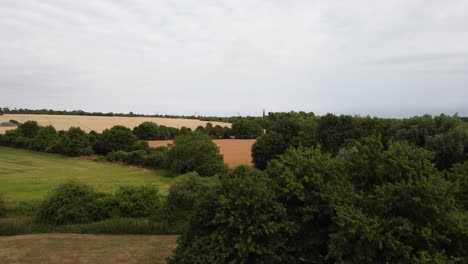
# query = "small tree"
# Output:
<box><xmin>114</xmin><ymin>185</ymin><xmax>160</xmax><ymax>217</ymax></box>
<box><xmin>30</xmin><ymin>125</ymin><xmax>59</xmax><ymax>152</ymax></box>
<box><xmin>231</xmin><ymin>119</ymin><xmax>264</xmax><ymax>139</ymax></box>
<box><xmin>36</xmin><ymin>181</ymin><xmax>101</xmax><ymax>225</ymax></box>
<box><xmin>98</xmin><ymin>125</ymin><xmax>138</xmax><ymax>154</ymax></box>
<box><xmin>166</xmin><ymin>132</ymin><xmax>226</xmax><ymax>176</ymax></box>
<box><xmin>18</xmin><ymin>121</ymin><xmax>40</xmax><ymax>138</ymax></box>
<box><xmin>55</xmin><ymin>127</ymin><xmax>93</xmax><ymax>156</ymax></box>
<box><xmin>133</xmin><ymin>122</ymin><xmax>160</xmax><ymax>140</ymax></box>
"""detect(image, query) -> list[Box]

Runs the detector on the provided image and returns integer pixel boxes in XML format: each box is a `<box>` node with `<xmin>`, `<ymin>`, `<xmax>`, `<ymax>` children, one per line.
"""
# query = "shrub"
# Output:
<box><xmin>18</xmin><ymin>121</ymin><xmax>40</xmax><ymax>138</ymax></box>
<box><xmin>133</xmin><ymin>122</ymin><xmax>160</xmax><ymax>140</ymax></box>
<box><xmin>97</xmin><ymin>125</ymin><xmax>138</xmax><ymax>154</ymax></box>
<box><xmin>114</xmin><ymin>185</ymin><xmax>160</xmax><ymax>218</ymax></box>
<box><xmin>142</xmin><ymin>147</ymin><xmax>168</xmax><ymax>168</ymax></box>
<box><xmin>36</xmin><ymin>181</ymin><xmax>104</xmax><ymax>225</ymax></box>
<box><xmin>106</xmin><ymin>150</ymin><xmax>131</xmax><ymax>163</ymax></box>
<box><xmin>166</xmin><ymin>132</ymin><xmax>226</xmax><ymax>176</ymax></box>
<box><xmin>158</xmin><ymin>172</ymin><xmax>212</xmax><ymax>228</ymax></box>
<box><xmin>30</xmin><ymin>125</ymin><xmax>59</xmax><ymax>152</ymax></box>
<box><xmin>55</xmin><ymin>127</ymin><xmax>93</xmax><ymax>156</ymax></box>
<box><xmin>231</xmin><ymin>119</ymin><xmax>264</xmax><ymax>139</ymax></box>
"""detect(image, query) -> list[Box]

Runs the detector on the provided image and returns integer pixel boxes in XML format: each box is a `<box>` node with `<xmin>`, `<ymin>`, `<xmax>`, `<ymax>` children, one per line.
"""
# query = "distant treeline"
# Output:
<box><xmin>0</xmin><ymin>106</ymin><xmax>247</xmax><ymax>122</ymax></box>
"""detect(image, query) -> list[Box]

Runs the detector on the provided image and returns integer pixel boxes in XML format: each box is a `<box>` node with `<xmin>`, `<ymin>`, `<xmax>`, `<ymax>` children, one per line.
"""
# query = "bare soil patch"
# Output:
<box><xmin>149</xmin><ymin>139</ymin><xmax>256</xmax><ymax>167</ymax></box>
<box><xmin>0</xmin><ymin>114</ymin><xmax>230</xmax><ymax>133</ymax></box>
<box><xmin>0</xmin><ymin>233</ymin><xmax>177</xmax><ymax>264</ymax></box>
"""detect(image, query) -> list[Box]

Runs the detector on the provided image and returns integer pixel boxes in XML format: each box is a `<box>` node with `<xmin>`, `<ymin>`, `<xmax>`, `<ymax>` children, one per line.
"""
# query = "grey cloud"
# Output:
<box><xmin>0</xmin><ymin>0</ymin><xmax>467</xmax><ymax>117</ymax></box>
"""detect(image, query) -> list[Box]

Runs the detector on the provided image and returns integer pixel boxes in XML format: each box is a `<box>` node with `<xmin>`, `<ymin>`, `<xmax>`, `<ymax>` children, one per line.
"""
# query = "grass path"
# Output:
<box><xmin>0</xmin><ymin>147</ymin><xmax>175</xmax><ymax>204</ymax></box>
<box><xmin>0</xmin><ymin>233</ymin><xmax>177</xmax><ymax>264</ymax></box>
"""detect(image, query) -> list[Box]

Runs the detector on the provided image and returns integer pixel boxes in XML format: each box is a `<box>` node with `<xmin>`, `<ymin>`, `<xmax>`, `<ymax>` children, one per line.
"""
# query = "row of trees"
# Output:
<box><xmin>252</xmin><ymin>113</ymin><xmax>468</xmax><ymax>170</ymax></box>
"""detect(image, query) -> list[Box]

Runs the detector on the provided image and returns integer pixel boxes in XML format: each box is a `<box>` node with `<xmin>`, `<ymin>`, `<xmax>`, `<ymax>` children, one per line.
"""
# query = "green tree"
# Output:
<box><xmin>30</xmin><ymin>125</ymin><xmax>59</xmax><ymax>152</ymax></box>
<box><xmin>328</xmin><ymin>175</ymin><xmax>466</xmax><ymax>263</ymax></box>
<box><xmin>231</xmin><ymin>119</ymin><xmax>264</xmax><ymax>139</ymax></box>
<box><xmin>114</xmin><ymin>185</ymin><xmax>160</xmax><ymax>218</ymax></box>
<box><xmin>36</xmin><ymin>181</ymin><xmax>102</xmax><ymax>224</ymax></box>
<box><xmin>98</xmin><ymin>125</ymin><xmax>138</xmax><ymax>154</ymax></box>
<box><xmin>166</xmin><ymin>132</ymin><xmax>225</xmax><ymax>176</ymax></box>
<box><xmin>55</xmin><ymin>127</ymin><xmax>93</xmax><ymax>156</ymax></box>
<box><xmin>169</xmin><ymin>167</ymin><xmax>290</xmax><ymax>264</ymax></box>
<box><xmin>133</xmin><ymin>122</ymin><xmax>159</xmax><ymax>140</ymax></box>
<box><xmin>266</xmin><ymin>146</ymin><xmax>354</xmax><ymax>262</ymax></box>
<box><xmin>18</xmin><ymin>120</ymin><xmax>40</xmax><ymax>138</ymax></box>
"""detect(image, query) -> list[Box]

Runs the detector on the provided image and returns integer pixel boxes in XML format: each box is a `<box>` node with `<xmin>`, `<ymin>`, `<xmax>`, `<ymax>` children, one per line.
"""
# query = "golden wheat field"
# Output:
<box><xmin>148</xmin><ymin>139</ymin><xmax>255</xmax><ymax>167</ymax></box>
<box><xmin>0</xmin><ymin>114</ymin><xmax>230</xmax><ymax>133</ymax></box>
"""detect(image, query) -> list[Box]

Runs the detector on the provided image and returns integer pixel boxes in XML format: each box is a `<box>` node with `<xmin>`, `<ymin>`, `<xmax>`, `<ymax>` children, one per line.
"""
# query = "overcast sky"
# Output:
<box><xmin>0</xmin><ymin>0</ymin><xmax>467</xmax><ymax>117</ymax></box>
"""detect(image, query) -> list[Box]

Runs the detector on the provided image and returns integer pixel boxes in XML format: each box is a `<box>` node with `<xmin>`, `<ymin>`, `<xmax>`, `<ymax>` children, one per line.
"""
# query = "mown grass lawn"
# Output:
<box><xmin>0</xmin><ymin>147</ymin><xmax>175</xmax><ymax>204</ymax></box>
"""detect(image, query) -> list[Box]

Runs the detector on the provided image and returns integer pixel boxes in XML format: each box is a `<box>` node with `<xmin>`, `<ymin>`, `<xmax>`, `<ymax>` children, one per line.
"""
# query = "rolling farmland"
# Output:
<box><xmin>0</xmin><ymin>114</ymin><xmax>230</xmax><ymax>133</ymax></box>
<box><xmin>0</xmin><ymin>147</ymin><xmax>175</xmax><ymax>204</ymax></box>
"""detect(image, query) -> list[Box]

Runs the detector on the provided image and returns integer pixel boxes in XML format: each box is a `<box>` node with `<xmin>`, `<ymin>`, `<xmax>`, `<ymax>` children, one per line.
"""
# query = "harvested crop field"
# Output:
<box><xmin>0</xmin><ymin>114</ymin><xmax>230</xmax><ymax>133</ymax></box>
<box><xmin>0</xmin><ymin>234</ymin><xmax>177</xmax><ymax>264</ymax></box>
<box><xmin>149</xmin><ymin>139</ymin><xmax>256</xmax><ymax>167</ymax></box>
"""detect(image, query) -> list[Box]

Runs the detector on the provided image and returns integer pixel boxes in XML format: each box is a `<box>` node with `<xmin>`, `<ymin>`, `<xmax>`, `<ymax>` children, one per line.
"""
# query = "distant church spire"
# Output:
<box><xmin>263</xmin><ymin>108</ymin><xmax>266</xmax><ymax>118</ymax></box>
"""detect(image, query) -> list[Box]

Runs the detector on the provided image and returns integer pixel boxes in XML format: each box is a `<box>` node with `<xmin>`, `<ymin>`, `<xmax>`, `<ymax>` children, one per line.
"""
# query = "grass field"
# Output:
<box><xmin>148</xmin><ymin>139</ymin><xmax>255</xmax><ymax>167</ymax></box>
<box><xmin>0</xmin><ymin>147</ymin><xmax>175</xmax><ymax>205</ymax></box>
<box><xmin>0</xmin><ymin>114</ymin><xmax>231</xmax><ymax>133</ymax></box>
<box><xmin>0</xmin><ymin>233</ymin><xmax>177</xmax><ymax>264</ymax></box>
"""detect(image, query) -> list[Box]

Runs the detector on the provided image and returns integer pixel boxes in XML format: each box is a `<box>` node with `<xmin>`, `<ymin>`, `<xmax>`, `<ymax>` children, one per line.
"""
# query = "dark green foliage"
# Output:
<box><xmin>158</xmin><ymin>173</ymin><xmax>212</xmax><ymax>230</ymax></box>
<box><xmin>231</xmin><ymin>119</ymin><xmax>263</xmax><ymax>139</ymax></box>
<box><xmin>328</xmin><ymin>175</ymin><xmax>466</xmax><ymax>263</ymax></box>
<box><xmin>336</xmin><ymin>135</ymin><xmax>384</xmax><ymax>193</ymax></box>
<box><xmin>166</xmin><ymin>132</ymin><xmax>226</xmax><ymax>176</ymax></box>
<box><xmin>114</xmin><ymin>185</ymin><xmax>160</xmax><ymax>218</ymax></box>
<box><xmin>0</xmin><ymin>194</ymin><xmax>5</xmax><ymax>217</ymax></box>
<box><xmin>133</xmin><ymin>121</ymin><xmax>160</xmax><ymax>140</ymax></box>
<box><xmin>18</xmin><ymin>121</ymin><xmax>40</xmax><ymax>138</ymax></box>
<box><xmin>36</xmin><ymin>181</ymin><xmax>104</xmax><ymax>225</ymax></box>
<box><xmin>106</xmin><ymin>147</ymin><xmax>168</xmax><ymax>169</ymax></box>
<box><xmin>169</xmin><ymin>167</ymin><xmax>290</xmax><ymax>264</ymax></box>
<box><xmin>97</xmin><ymin>125</ymin><xmax>138</xmax><ymax>154</ymax></box>
<box><xmin>55</xmin><ymin>127</ymin><xmax>93</xmax><ymax>156</ymax></box>
<box><xmin>252</xmin><ymin>114</ymin><xmax>318</xmax><ymax>169</ymax></box>
<box><xmin>266</xmin><ymin>147</ymin><xmax>354</xmax><ymax>262</ymax></box>
<box><xmin>448</xmin><ymin>161</ymin><xmax>468</xmax><ymax>210</ymax></box>
<box><xmin>30</xmin><ymin>125</ymin><xmax>59</xmax><ymax>152</ymax></box>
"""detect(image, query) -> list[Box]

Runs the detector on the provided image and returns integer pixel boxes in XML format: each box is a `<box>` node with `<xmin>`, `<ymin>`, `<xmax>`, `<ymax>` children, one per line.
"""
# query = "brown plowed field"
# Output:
<box><xmin>0</xmin><ymin>114</ymin><xmax>230</xmax><ymax>133</ymax></box>
<box><xmin>148</xmin><ymin>139</ymin><xmax>256</xmax><ymax>167</ymax></box>
<box><xmin>0</xmin><ymin>234</ymin><xmax>177</xmax><ymax>264</ymax></box>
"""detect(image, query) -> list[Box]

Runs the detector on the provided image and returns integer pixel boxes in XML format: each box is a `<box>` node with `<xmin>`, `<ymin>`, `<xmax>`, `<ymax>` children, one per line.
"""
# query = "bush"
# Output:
<box><xmin>166</xmin><ymin>132</ymin><xmax>226</xmax><ymax>176</ymax></box>
<box><xmin>18</xmin><ymin>121</ymin><xmax>40</xmax><ymax>138</ymax></box>
<box><xmin>97</xmin><ymin>125</ymin><xmax>138</xmax><ymax>154</ymax></box>
<box><xmin>142</xmin><ymin>147</ymin><xmax>168</xmax><ymax>168</ymax></box>
<box><xmin>114</xmin><ymin>185</ymin><xmax>160</xmax><ymax>218</ymax></box>
<box><xmin>133</xmin><ymin>122</ymin><xmax>160</xmax><ymax>140</ymax></box>
<box><xmin>55</xmin><ymin>127</ymin><xmax>93</xmax><ymax>156</ymax></box>
<box><xmin>30</xmin><ymin>125</ymin><xmax>59</xmax><ymax>152</ymax></box>
<box><xmin>36</xmin><ymin>181</ymin><xmax>104</xmax><ymax>225</ymax></box>
<box><xmin>158</xmin><ymin>173</ymin><xmax>212</xmax><ymax>228</ymax></box>
<box><xmin>231</xmin><ymin>119</ymin><xmax>264</xmax><ymax>139</ymax></box>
